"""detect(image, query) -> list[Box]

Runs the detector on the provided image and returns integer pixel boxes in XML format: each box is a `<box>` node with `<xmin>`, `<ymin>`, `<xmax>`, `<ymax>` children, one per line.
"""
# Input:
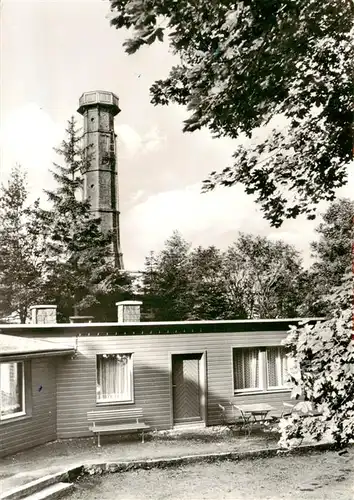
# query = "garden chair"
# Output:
<box><xmin>218</xmin><ymin>403</ymin><xmax>252</xmax><ymax>436</ymax></box>
<box><xmin>232</xmin><ymin>405</ymin><xmax>254</xmax><ymax>436</ymax></box>
<box><xmin>281</xmin><ymin>402</ymin><xmax>295</xmax><ymax>417</ymax></box>
<box><xmin>269</xmin><ymin>402</ymin><xmax>295</xmax><ymax>426</ymax></box>
<box><xmin>292</xmin><ymin>401</ymin><xmax>323</xmax><ymax>417</ymax></box>
<box><xmin>269</xmin><ymin>401</ymin><xmax>321</xmax><ymax>425</ymax></box>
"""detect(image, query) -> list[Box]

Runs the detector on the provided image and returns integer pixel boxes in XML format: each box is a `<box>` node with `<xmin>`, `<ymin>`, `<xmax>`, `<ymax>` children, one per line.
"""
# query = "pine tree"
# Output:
<box><xmin>0</xmin><ymin>165</ymin><xmax>47</xmax><ymax>322</ymax></box>
<box><xmin>140</xmin><ymin>232</ymin><xmax>192</xmax><ymax>321</ymax></box>
<box><xmin>139</xmin><ymin>251</ymin><xmax>159</xmax><ymax>321</ymax></box>
<box><xmin>188</xmin><ymin>246</ymin><xmax>231</xmax><ymax>320</ymax></box>
<box><xmin>42</xmin><ymin>117</ymin><xmax>132</xmax><ymax>321</ymax></box>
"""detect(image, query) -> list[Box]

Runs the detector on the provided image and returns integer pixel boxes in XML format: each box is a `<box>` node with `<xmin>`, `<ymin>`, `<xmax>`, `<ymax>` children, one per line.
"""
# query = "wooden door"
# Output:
<box><xmin>172</xmin><ymin>354</ymin><xmax>202</xmax><ymax>424</ymax></box>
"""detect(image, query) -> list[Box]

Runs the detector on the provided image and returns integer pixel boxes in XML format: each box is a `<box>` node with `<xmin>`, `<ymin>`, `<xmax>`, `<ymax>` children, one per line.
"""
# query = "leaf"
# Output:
<box><xmin>108</xmin><ymin>0</ymin><xmax>353</xmax><ymax>225</ymax></box>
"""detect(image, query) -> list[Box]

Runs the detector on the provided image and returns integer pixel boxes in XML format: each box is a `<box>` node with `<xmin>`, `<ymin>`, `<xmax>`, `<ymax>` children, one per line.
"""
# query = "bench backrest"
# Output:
<box><xmin>87</xmin><ymin>408</ymin><xmax>144</xmax><ymax>423</ymax></box>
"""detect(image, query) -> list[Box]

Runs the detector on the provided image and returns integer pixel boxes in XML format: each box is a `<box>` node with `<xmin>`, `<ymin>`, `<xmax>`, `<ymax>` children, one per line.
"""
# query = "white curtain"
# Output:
<box><xmin>0</xmin><ymin>362</ymin><xmax>23</xmax><ymax>417</ymax></box>
<box><xmin>97</xmin><ymin>354</ymin><xmax>132</xmax><ymax>402</ymax></box>
<box><xmin>267</xmin><ymin>348</ymin><xmax>288</xmax><ymax>388</ymax></box>
<box><xmin>234</xmin><ymin>348</ymin><xmax>259</xmax><ymax>390</ymax></box>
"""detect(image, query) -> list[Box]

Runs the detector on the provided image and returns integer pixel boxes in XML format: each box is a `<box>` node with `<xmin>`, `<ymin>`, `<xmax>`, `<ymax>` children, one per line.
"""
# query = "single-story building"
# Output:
<box><xmin>0</xmin><ymin>303</ymin><xmax>321</xmax><ymax>457</ymax></box>
<box><xmin>0</xmin><ymin>334</ymin><xmax>75</xmax><ymax>457</ymax></box>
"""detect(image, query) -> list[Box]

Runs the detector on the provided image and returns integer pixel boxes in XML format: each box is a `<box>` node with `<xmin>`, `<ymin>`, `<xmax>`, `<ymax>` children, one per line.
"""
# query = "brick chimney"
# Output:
<box><xmin>116</xmin><ymin>301</ymin><xmax>142</xmax><ymax>322</ymax></box>
<box><xmin>30</xmin><ymin>305</ymin><xmax>57</xmax><ymax>324</ymax></box>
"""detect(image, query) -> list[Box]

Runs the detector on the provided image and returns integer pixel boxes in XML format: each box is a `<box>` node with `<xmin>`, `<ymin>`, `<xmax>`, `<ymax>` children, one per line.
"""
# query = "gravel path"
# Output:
<box><xmin>68</xmin><ymin>448</ymin><xmax>354</xmax><ymax>500</ymax></box>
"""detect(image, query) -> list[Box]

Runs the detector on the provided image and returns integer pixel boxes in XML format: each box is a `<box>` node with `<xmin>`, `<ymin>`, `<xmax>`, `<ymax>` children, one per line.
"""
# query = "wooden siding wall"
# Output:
<box><xmin>22</xmin><ymin>330</ymin><xmax>293</xmax><ymax>439</ymax></box>
<box><xmin>0</xmin><ymin>358</ymin><xmax>57</xmax><ymax>458</ymax></box>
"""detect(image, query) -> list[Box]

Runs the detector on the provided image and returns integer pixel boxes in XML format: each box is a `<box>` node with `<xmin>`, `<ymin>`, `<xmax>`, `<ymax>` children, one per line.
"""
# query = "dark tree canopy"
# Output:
<box><xmin>140</xmin><ymin>231</ymin><xmax>192</xmax><ymax>321</ymax></box>
<box><xmin>140</xmin><ymin>230</ymin><xmax>306</xmax><ymax>321</ymax></box>
<box><xmin>223</xmin><ymin>233</ymin><xmax>306</xmax><ymax>319</ymax></box>
<box><xmin>304</xmin><ymin>198</ymin><xmax>354</xmax><ymax>316</ymax></box>
<box><xmin>109</xmin><ymin>0</ymin><xmax>353</xmax><ymax>226</ymax></box>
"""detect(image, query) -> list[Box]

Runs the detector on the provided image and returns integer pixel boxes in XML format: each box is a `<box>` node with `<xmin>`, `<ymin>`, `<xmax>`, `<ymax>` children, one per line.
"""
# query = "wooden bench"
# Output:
<box><xmin>87</xmin><ymin>408</ymin><xmax>150</xmax><ymax>447</ymax></box>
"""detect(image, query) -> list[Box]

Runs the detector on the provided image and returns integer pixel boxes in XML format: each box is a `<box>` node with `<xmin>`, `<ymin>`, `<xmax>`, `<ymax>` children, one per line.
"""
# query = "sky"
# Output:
<box><xmin>1</xmin><ymin>0</ymin><xmax>353</xmax><ymax>271</ymax></box>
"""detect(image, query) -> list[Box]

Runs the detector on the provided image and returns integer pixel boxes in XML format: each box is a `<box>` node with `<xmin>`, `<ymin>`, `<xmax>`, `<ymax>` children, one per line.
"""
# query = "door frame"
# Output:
<box><xmin>168</xmin><ymin>350</ymin><xmax>207</xmax><ymax>428</ymax></box>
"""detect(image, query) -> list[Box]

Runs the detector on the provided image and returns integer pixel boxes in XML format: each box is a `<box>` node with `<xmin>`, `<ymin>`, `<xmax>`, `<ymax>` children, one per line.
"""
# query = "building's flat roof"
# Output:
<box><xmin>0</xmin><ymin>334</ymin><xmax>75</xmax><ymax>360</ymax></box>
<box><xmin>0</xmin><ymin>317</ymin><xmax>325</xmax><ymax>337</ymax></box>
<box><xmin>0</xmin><ymin>317</ymin><xmax>324</xmax><ymax>328</ymax></box>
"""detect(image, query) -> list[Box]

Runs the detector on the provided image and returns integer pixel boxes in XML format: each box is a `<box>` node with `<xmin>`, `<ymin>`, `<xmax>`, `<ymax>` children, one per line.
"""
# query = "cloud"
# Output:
<box><xmin>0</xmin><ymin>103</ymin><xmax>62</xmax><ymax>201</ymax></box>
<box><xmin>129</xmin><ymin>189</ymin><xmax>145</xmax><ymax>204</ymax></box>
<box><xmin>142</xmin><ymin>127</ymin><xmax>166</xmax><ymax>152</ymax></box>
<box><xmin>337</xmin><ymin>160</ymin><xmax>354</xmax><ymax>199</ymax></box>
<box><xmin>120</xmin><ymin>182</ymin><xmax>322</xmax><ymax>271</ymax></box>
<box><xmin>116</xmin><ymin>123</ymin><xmax>165</xmax><ymax>158</ymax></box>
<box><xmin>116</xmin><ymin>124</ymin><xmax>142</xmax><ymax>155</ymax></box>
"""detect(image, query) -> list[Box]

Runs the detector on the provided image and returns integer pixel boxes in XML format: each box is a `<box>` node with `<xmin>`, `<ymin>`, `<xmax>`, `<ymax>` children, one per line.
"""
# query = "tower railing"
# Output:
<box><xmin>77</xmin><ymin>91</ymin><xmax>120</xmax><ymax>116</ymax></box>
<box><xmin>78</xmin><ymin>91</ymin><xmax>119</xmax><ymax>108</ymax></box>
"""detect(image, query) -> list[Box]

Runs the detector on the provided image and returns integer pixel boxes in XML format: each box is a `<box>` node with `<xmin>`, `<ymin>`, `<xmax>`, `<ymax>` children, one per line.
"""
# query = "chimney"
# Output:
<box><xmin>116</xmin><ymin>301</ymin><xmax>142</xmax><ymax>322</ymax></box>
<box><xmin>30</xmin><ymin>305</ymin><xmax>57</xmax><ymax>324</ymax></box>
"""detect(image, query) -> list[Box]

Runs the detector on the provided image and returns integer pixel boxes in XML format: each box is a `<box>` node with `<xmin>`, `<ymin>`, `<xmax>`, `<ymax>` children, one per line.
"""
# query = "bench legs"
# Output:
<box><xmin>96</xmin><ymin>430</ymin><xmax>146</xmax><ymax>447</ymax></box>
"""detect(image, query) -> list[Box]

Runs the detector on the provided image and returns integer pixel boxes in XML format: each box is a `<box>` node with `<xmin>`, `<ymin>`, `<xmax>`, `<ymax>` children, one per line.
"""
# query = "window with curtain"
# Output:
<box><xmin>233</xmin><ymin>348</ymin><xmax>261</xmax><ymax>391</ymax></box>
<box><xmin>233</xmin><ymin>347</ymin><xmax>290</xmax><ymax>393</ymax></box>
<box><xmin>266</xmin><ymin>347</ymin><xmax>290</xmax><ymax>389</ymax></box>
<box><xmin>0</xmin><ymin>362</ymin><xmax>25</xmax><ymax>420</ymax></box>
<box><xmin>96</xmin><ymin>354</ymin><xmax>133</xmax><ymax>403</ymax></box>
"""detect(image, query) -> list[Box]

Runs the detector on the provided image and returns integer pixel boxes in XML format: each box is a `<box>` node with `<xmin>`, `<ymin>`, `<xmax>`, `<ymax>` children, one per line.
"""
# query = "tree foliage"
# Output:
<box><xmin>303</xmin><ymin>198</ymin><xmax>354</xmax><ymax>316</ymax></box>
<box><xmin>0</xmin><ymin>165</ymin><xmax>48</xmax><ymax>322</ymax></box>
<box><xmin>109</xmin><ymin>0</ymin><xmax>353</xmax><ymax>226</ymax></box>
<box><xmin>278</xmin><ymin>199</ymin><xmax>353</xmax><ymax>449</ymax></box>
<box><xmin>188</xmin><ymin>245</ymin><xmax>231</xmax><ymax>320</ymax></box>
<box><xmin>141</xmin><ymin>230</ymin><xmax>306</xmax><ymax>321</ymax></box>
<box><xmin>140</xmin><ymin>231</ymin><xmax>192</xmax><ymax>321</ymax></box>
<box><xmin>279</xmin><ymin>270</ymin><xmax>353</xmax><ymax>450</ymax></box>
<box><xmin>223</xmin><ymin>233</ymin><xmax>306</xmax><ymax>319</ymax></box>
<box><xmin>41</xmin><ymin>118</ymin><xmax>132</xmax><ymax>321</ymax></box>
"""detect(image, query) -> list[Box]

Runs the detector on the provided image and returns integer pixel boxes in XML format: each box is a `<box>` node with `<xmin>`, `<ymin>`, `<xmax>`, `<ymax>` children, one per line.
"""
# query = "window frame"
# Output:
<box><xmin>0</xmin><ymin>361</ymin><xmax>26</xmax><ymax>421</ymax></box>
<box><xmin>96</xmin><ymin>353</ymin><xmax>134</xmax><ymax>406</ymax></box>
<box><xmin>232</xmin><ymin>346</ymin><xmax>291</xmax><ymax>395</ymax></box>
<box><xmin>233</xmin><ymin>347</ymin><xmax>263</xmax><ymax>393</ymax></box>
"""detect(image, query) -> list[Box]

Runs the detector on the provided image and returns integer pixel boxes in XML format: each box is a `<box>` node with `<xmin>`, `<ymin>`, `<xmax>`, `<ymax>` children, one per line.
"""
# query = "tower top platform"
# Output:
<box><xmin>77</xmin><ymin>90</ymin><xmax>120</xmax><ymax>116</ymax></box>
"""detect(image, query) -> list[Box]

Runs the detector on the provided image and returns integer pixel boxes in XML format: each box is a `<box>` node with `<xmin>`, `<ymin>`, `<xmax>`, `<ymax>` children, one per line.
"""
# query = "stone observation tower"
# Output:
<box><xmin>77</xmin><ymin>90</ymin><xmax>123</xmax><ymax>269</ymax></box>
